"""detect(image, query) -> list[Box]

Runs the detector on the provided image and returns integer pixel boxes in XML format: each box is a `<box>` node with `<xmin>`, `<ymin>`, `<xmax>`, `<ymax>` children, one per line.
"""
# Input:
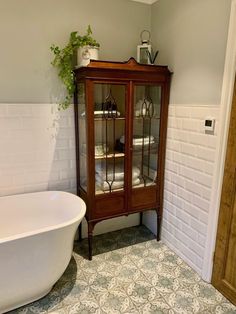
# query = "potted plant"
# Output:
<box><xmin>50</xmin><ymin>25</ymin><xmax>100</xmax><ymax>110</ymax></box>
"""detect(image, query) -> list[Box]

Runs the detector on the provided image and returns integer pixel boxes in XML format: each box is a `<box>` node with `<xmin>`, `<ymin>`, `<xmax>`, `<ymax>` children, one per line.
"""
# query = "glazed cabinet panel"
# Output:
<box><xmin>74</xmin><ymin>58</ymin><xmax>171</xmax><ymax>259</ymax></box>
<box><xmin>93</xmin><ymin>82</ymin><xmax>128</xmax><ymax>219</ymax></box>
<box><xmin>93</xmin><ymin>83</ymin><xmax>127</xmax><ymax>195</ymax></box>
<box><xmin>77</xmin><ymin>82</ymin><xmax>87</xmax><ymax>192</ymax></box>
<box><xmin>130</xmin><ymin>84</ymin><xmax>161</xmax><ymax>210</ymax></box>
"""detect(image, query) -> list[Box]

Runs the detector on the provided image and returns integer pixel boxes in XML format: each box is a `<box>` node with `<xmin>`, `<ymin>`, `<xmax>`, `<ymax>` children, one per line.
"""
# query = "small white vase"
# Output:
<box><xmin>77</xmin><ymin>46</ymin><xmax>99</xmax><ymax>67</ymax></box>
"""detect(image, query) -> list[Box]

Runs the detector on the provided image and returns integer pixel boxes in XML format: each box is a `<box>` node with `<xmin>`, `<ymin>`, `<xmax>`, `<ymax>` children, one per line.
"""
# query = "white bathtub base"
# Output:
<box><xmin>0</xmin><ymin>191</ymin><xmax>86</xmax><ymax>314</ymax></box>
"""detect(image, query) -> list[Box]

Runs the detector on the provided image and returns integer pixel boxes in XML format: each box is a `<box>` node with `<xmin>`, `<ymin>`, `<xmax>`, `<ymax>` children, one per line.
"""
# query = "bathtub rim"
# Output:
<box><xmin>0</xmin><ymin>191</ymin><xmax>86</xmax><ymax>245</ymax></box>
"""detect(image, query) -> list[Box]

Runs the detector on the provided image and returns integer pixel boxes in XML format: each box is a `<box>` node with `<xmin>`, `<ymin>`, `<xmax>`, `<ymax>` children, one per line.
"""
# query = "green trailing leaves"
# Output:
<box><xmin>50</xmin><ymin>25</ymin><xmax>99</xmax><ymax>110</ymax></box>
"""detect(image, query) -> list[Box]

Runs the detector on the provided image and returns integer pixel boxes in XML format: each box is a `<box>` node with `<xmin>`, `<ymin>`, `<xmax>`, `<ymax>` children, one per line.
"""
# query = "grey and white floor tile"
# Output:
<box><xmin>9</xmin><ymin>226</ymin><xmax>236</xmax><ymax>314</ymax></box>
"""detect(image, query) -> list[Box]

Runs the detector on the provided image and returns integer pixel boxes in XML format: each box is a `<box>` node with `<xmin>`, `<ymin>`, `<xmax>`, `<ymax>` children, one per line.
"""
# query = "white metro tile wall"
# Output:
<box><xmin>144</xmin><ymin>104</ymin><xmax>219</xmax><ymax>276</ymax></box>
<box><xmin>0</xmin><ymin>103</ymin><xmax>219</xmax><ymax>266</ymax></box>
<box><xmin>0</xmin><ymin>103</ymin><xmax>139</xmax><ymax>236</ymax></box>
<box><xmin>0</xmin><ymin>104</ymin><xmax>76</xmax><ymax>196</ymax></box>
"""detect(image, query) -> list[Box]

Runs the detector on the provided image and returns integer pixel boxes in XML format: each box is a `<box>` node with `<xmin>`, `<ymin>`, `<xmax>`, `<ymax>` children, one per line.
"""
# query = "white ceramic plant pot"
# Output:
<box><xmin>77</xmin><ymin>46</ymin><xmax>99</xmax><ymax>67</ymax></box>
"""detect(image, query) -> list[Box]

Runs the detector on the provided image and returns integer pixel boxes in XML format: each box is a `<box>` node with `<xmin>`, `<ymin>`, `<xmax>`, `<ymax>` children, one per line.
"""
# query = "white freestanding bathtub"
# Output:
<box><xmin>0</xmin><ymin>191</ymin><xmax>86</xmax><ymax>313</ymax></box>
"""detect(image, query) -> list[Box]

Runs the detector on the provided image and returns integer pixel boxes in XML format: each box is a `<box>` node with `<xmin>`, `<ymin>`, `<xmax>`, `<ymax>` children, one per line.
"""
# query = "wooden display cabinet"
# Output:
<box><xmin>74</xmin><ymin>58</ymin><xmax>172</xmax><ymax>260</ymax></box>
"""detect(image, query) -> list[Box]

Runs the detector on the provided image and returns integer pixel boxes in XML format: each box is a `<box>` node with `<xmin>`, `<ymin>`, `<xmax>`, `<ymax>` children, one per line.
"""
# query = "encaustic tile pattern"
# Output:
<box><xmin>9</xmin><ymin>226</ymin><xmax>236</xmax><ymax>314</ymax></box>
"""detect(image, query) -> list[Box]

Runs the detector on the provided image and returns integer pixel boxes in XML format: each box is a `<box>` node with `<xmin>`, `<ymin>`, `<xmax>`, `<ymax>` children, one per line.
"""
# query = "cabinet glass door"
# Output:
<box><xmin>77</xmin><ymin>83</ymin><xmax>87</xmax><ymax>191</ymax></box>
<box><xmin>132</xmin><ymin>85</ymin><xmax>161</xmax><ymax>188</ymax></box>
<box><xmin>94</xmin><ymin>83</ymin><xmax>126</xmax><ymax>194</ymax></box>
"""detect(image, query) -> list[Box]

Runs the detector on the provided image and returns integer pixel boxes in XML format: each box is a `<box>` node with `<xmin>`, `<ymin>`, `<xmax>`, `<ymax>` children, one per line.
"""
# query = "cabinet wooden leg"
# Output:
<box><xmin>88</xmin><ymin>222</ymin><xmax>94</xmax><ymax>261</ymax></box>
<box><xmin>88</xmin><ymin>234</ymin><xmax>93</xmax><ymax>260</ymax></box>
<box><xmin>78</xmin><ymin>223</ymin><xmax>82</xmax><ymax>241</ymax></box>
<box><xmin>140</xmin><ymin>212</ymin><xmax>143</xmax><ymax>226</ymax></box>
<box><xmin>156</xmin><ymin>211</ymin><xmax>161</xmax><ymax>241</ymax></box>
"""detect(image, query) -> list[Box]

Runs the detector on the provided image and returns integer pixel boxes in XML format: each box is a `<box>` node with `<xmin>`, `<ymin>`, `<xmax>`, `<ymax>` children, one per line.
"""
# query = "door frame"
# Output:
<box><xmin>202</xmin><ymin>0</ymin><xmax>236</xmax><ymax>281</ymax></box>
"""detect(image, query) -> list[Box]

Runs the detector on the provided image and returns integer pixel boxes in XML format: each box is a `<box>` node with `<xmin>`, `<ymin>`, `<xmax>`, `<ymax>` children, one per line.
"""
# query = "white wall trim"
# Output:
<box><xmin>202</xmin><ymin>0</ymin><xmax>236</xmax><ymax>282</ymax></box>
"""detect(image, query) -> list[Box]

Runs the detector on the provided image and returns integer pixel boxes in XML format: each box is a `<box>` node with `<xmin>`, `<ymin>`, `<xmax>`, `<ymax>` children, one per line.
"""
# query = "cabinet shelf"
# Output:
<box><xmin>95</xmin><ymin>152</ymin><xmax>125</xmax><ymax>159</ymax></box>
<box><xmin>133</xmin><ymin>116</ymin><xmax>160</xmax><ymax>120</ymax></box>
<box><xmin>132</xmin><ymin>146</ymin><xmax>159</xmax><ymax>154</ymax></box>
<box><xmin>115</xmin><ymin>143</ymin><xmax>159</xmax><ymax>155</ymax></box>
<box><xmin>94</xmin><ymin>117</ymin><xmax>125</xmax><ymax>121</ymax></box>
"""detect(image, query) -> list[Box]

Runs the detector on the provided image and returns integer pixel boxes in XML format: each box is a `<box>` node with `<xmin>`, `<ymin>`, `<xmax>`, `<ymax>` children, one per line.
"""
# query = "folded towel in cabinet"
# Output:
<box><xmin>142</xmin><ymin>165</ymin><xmax>157</xmax><ymax>181</ymax></box>
<box><xmin>96</xmin><ymin>176</ymin><xmax>140</xmax><ymax>191</ymax></box>
<box><xmin>143</xmin><ymin>154</ymin><xmax>158</xmax><ymax>170</ymax></box>
<box><xmin>96</xmin><ymin>163</ymin><xmax>140</xmax><ymax>180</ymax></box>
<box><xmin>120</xmin><ymin>135</ymin><xmax>155</xmax><ymax>145</ymax></box>
<box><xmin>115</xmin><ymin>139</ymin><xmax>156</xmax><ymax>153</ymax></box>
<box><xmin>81</xmin><ymin>110</ymin><xmax>121</xmax><ymax>117</ymax></box>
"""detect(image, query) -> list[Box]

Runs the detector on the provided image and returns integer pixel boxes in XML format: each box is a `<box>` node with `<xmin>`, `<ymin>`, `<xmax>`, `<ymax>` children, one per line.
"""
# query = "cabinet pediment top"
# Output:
<box><xmin>75</xmin><ymin>57</ymin><xmax>172</xmax><ymax>74</ymax></box>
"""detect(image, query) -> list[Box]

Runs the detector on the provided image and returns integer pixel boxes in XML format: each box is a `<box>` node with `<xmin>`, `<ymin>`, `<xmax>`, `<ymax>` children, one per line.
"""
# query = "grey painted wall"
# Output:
<box><xmin>151</xmin><ymin>0</ymin><xmax>231</xmax><ymax>104</ymax></box>
<box><xmin>0</xmin><ymin>0</ymin><xmax>151</xmax><ymax>103</ymax></box>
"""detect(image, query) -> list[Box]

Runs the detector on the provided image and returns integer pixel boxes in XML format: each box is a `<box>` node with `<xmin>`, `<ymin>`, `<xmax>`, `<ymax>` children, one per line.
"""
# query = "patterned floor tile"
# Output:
<box><xmin>76</xmin><ymin>256</ymin><xmax>109</xmax><ymax>278</ymax></box>
<box><xmin>96</xmin><ymin>289</ymin><xmax>137</xmax><ymax>314</ymax></box>
<box><xmin>10</xmin><ymin>308</ymin><xmax>47</xmax><ymax>314</ymax></box>
<box><xmin>151</xmin><ymin>272</ymin><xmax>181</xmax><ymax>294</ymax></box>
<box><xmin>174</xmin><ymin>264</ymin><xmax>201</xmax><ymax>284</ymax></box>
<box><xmin>123</xmin><ymin>243</ymin><xmax>151</xmax><ymax>262</ymax></box>
<box><xmin>198</xmin><ymin>302</ymin><xmax>236</xmax><ymax>314</ymax></box>
<box><xmin>89</xmin><ymin>271</ymin><xmax>120</xmax><ymax>294</ymax></box>
<box><xmin>8</xmin><ymin>226</ymin><xmax>236</xmax><ymax>314</ymax></box>
<box><xmin>57</xmin><ymin>257</ymin><xmax>84</xmax><ymax>284</ymax></box>
<box><xmin>165</xmin><ymin>290</ymin><xmax>202</xmax><ymax>313</ymax></box>
<box><xmin>50</xmin><ymin>298</ymin><xmax>101</xmax><ymax>314</ymax></box>
<box><xmin>114</xmin><ymin>262</ymin><xmax>144</xmax><ymax>284</ymax></box>
<box><xmin>126</xmin><ymin>280</ymin><xmax>162</xmax><ymax>306</ymax></box>
<box><xmin>97</xmin><ymin>249</ymin><xmax>129</xmax><ymax>267</ymax></box>
<box><xmin>139</xmin><ymin>299</ymin><xmax>175</xmax><ymax>314</ymax></box>
<box><xmin>133</xmin><ymin>255</ymin><xmax>163</xmax><ymax>275</ymax></box>
<box><xmin>192</xmin><ymin>281</ymin><xmax>227</xmax><ymax>304</ymax></box>
<box><xmin>48</xmin><ymin>309</ymin><xmax>66</xmax><ymax>314</ymax></box>
<box><xmin>13</xmin><ymin>289</ymin><xmax>62</xmax><ymax>314</ymax></box>
<box><xmin>147</xmin><ymin>240</ymin><xmax>170</xmax><ymax>256</ymax></box>
<box><xmin>158</xmin><ymin>250</ymin><xmax>183</xmax><ymax>267</ymax></box>
<box><xmin>60</xmin><ymin>279</ymin><xmax>93</xmax><ymax>307</ymax></box>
